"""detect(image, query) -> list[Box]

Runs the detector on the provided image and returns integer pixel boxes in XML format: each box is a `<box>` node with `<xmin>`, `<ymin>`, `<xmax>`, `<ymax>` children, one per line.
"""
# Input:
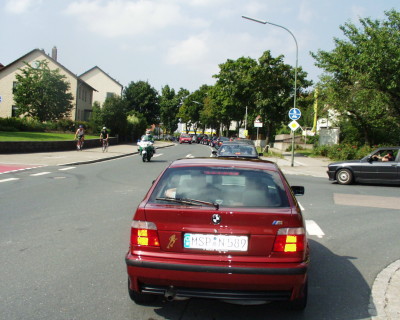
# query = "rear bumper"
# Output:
<box><xmin>126</xmin><ymin>254</ymin><xmax>308</xmax><ymax>301</ymax></box>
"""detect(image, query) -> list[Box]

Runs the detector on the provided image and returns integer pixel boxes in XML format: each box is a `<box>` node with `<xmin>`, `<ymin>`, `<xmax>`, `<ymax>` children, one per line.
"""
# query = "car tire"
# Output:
<box><xmin>336</xmin><ymin>168</ymin><xmax>353</xmax><ymax>185</ymax></box>
<box><xmin>128</xmin><ymin>279</ymin><xmax>157</xmax><ymax>304</ymax></box>
<box><xmin>288</xmin><ymin>280</ymin><xmax>308</xmax><ymax>311</ymax></box>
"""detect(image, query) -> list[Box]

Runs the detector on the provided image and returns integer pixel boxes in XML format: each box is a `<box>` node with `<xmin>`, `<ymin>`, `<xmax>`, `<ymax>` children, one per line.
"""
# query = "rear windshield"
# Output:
<box><xmin>218</xmin><ymin>144</ymin><xmax>258</xmax><ymax>157</ymax></box>
<box><xmin>149</xmin><ymin>166</ymin><xmax>290</xmax><ymax>208</ymax></box>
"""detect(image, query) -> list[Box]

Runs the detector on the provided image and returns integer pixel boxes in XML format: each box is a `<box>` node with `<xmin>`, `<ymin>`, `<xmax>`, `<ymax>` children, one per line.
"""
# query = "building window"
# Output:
<box><xmin>106</xmin><ymin>92</ymin><xmax>114</xmax><ymax>98</ymax></box>
<box><xmin>12</xmin><ymin>105</ymin><xmax>18</xmax><ymax>117</ymax></box>
<box><xmin>84</xmin><ymin>110</ymin><xmax>92</xmax><ymax>121</ymax></box>
<box><xmin>12</xmin><ymin>81</ymin><xmax>18</xmax><ymax>93</ymax></box>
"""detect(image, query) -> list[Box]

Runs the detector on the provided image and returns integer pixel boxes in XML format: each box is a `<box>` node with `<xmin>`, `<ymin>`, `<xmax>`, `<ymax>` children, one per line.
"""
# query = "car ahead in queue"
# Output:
<box><xmin>126</xmin><ymin>157</ymin><xmax>309</xmax><ymax>310</ymax></box>
<box><xmin>211</xmin><ymin>141</ymin><xmax>262</xmax><ymax>159</ymax></box>
<box><xmin>327</xmin><ymin>147</ymin><xmax>400</xmax><ymax>185</ymax></box>
<box><xmin>215</xmin><ymin>136</ymin><xmax>230</xmax><ymax>149</ymax></box>
<box><xmin>179</xmin><ymin>134</ymin><xmax>192</xmax><ymax>144</ymax></box>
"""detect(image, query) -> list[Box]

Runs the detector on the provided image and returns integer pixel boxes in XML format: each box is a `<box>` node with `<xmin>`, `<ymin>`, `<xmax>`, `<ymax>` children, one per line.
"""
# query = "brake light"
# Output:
<box><xmin>131</xmin><ymin>220</ymin><xmax>160</xmax><ymax>247</ymax></box>
<box><xmin>273</xmin><ymin>228</ymin><xmax>305</xmax><ymax>253</ymax></box>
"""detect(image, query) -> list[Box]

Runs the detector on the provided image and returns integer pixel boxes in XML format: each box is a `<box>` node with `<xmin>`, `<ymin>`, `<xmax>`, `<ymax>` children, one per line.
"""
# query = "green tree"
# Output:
<box><xmin>89</xmin><ymin>101</ymin><xmax>103</xmax><ymax>132</ymax></box>
<box><xmin>101</xmin><ymin>95</ymin><xmax>128</xmax><ymax>139</ymax></box>
<box><xmin>213</xmin><ymin>57</ymin><xmax>257</xmax><ymax>135</ymax></box>
<box><xmin>14</xmin><ymin>60</ymin><xmax>74</xmax><ymax>121</ymax></box>
<box><xmin>159</xmin><ymin>85</ymin><xmax>181</xmax><ymax>135</ymax></box>
<box><xmin>254</xmin><ymin>51</ymin><xmax>312</xmax><ymax>144</ymax></box>
<box><xmin>124</xmin><ymin>81</ymin><xmax>160</xmax><ymax>125</ymax></box>
<box><xmin>178</xmin><ymin>85</ymin><xmax>210</xmax><ymax>134</ymax></box>
<box><xmin>127</xmin><ymin>112</ymin><xmax>147</xmax><ymax>141</ymax></box>
<box><xmin>312</xmin><ymin>9</ymin><xmax>400</xmax><ymax>145</ymax></box>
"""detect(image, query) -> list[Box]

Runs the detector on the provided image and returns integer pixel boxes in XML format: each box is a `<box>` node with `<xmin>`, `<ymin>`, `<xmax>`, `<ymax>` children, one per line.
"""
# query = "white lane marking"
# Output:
<box><xmin>30</xmin><ymin>172</ymin><xmax>51</xmax><ymax>176</ymax></box>
<box><xmin>0</xmin><ymin>178</ymin><xmax>19</xmax><ymax>183</ymax></box>
<box><xmin>58</xmin><ymin>167</ymin><xmax>76</xmax><ymax>171</ymax></box>
<box><xmin>298</xmin><ymin>201</ymin><xmax>305</xmax><ymax>211</ymax></box>
<box><xmin>186</xmin><ymin>154</ymin><xmax>195</xmax><ymax>158</ymax></box>
<box><xmin>153</xmin><ymin>153</ymin><xmax>163</xmax><ymax>158</ymax></box>
<box><xmin>305</xmin><ymin>220</ymin><xmax>325</xmax><ymax>238</ymax></box>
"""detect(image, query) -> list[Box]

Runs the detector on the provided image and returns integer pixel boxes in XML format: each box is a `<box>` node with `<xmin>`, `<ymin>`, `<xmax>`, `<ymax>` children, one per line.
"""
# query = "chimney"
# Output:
<box><xmin>52</xmin><ymin>46</ymin><xmax>57</xmax><ymax>61</ymax></box>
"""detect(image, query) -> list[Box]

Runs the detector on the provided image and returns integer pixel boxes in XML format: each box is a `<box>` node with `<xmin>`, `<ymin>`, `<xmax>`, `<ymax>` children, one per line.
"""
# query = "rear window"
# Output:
<box><xmin>149</xmin><ymin>166</ymin><xmax>289</xmax><ymax>208</ymax></box>
<box><xmin>218</xmin><ymin>144</ymin><xmax>257</xmax><ymax>157</ymax></box>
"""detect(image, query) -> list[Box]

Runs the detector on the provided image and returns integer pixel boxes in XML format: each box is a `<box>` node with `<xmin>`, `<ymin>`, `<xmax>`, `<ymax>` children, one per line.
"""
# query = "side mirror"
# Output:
<box><xmin>258</xmin><ymin>153</ymin><xmax>263</xmax><ymax>156</ymax></box>
<box><xmin>291</xmin><ymin>186</ymin><xmax>305</xmax><ymax>196</ymax></box>
<box><xmin>212</xmin><ymin>150</ymin><xmax>217</xmax><ymax>155</ymax></box>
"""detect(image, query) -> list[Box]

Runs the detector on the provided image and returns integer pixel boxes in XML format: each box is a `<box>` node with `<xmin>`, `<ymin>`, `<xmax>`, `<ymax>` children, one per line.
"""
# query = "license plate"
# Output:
<box><xmin>184</xmin><ymin>233</ymin><xmax>248</xmax><ymax>252</ymax></box>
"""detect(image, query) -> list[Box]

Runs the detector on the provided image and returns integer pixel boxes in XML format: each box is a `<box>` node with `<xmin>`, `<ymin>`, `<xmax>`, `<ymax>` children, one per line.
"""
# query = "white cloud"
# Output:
<box><xmin>64</xmin><ymin>0</ymin><xmax>208</xmax><ymax>37</ymax></box>
<box><xmin>5</xmin><ymin>0</ymin><xmax>42</xmax><ymax>14</ymax></box>
<box><xmin>166</xmin><ymin>33</ymin><xmax>209</xmax><ymax>66</ymax></box>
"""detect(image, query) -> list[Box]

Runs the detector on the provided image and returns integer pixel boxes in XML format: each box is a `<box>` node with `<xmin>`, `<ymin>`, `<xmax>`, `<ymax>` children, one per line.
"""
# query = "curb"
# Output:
<box><xmin>370</xmin><ymin>259</ymin><xmax>400</xmax><ymax>319</ymax></box>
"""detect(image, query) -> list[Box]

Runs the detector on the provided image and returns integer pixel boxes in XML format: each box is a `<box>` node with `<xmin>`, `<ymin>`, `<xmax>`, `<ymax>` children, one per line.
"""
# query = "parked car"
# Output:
<box><xmin>327</xmin><ymin>147</ymin><xmax>400</xmax><ymax>185</ymax></box>
<box><xmin>179</xmin><ymin>134</ymin><xmax>192</xmax><ymax>144</ymax></box>
<box><xmin>209</xmin><ymin>136</ymin><xmax>219</xmax><ymax>147</ymax></box>
<box><xmin>126</xmin><ymin>157</ymin><xmax>308</xmax><ymax>309</ymax></box>
<box><xmin>200</xmin><ymin>134</ymin><xmax>210</xmax><ymax>145</ymax></box>
<box><xmin>211</xmin><ymin>141</ymin><xmax>262</xmax><ymax>159</ymax></box>
<box><xmin>196</xmin><ymin>134</ymin><xmax>205</xmax><ymax>143</ymax></box>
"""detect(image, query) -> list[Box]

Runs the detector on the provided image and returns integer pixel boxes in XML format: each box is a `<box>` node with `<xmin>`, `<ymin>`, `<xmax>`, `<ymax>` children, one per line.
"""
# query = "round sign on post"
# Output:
<box><xmin>289</xmin><ymin>108</ymin><xmax>301</xmax><ymax>120</ymax></box>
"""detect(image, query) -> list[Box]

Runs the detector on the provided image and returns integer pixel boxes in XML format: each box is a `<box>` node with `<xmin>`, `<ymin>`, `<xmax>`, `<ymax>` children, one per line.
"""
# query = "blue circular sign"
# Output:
<box><xmin>289</xmin><ymin>108</ymin><xmax>301</xmax><ymax>120</ymax></box>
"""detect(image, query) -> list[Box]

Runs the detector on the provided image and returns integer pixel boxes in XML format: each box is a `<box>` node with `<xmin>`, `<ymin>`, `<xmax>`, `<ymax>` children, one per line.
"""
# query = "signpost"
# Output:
<box><xmin>254</xmin><ymin>116</ymin><xmax>263</xmax><ymax>140</ymax></box>
<box><xmin>288</xmin><ymin>108</ymin><xmax>301</xmax><ymax>166</ymax></box>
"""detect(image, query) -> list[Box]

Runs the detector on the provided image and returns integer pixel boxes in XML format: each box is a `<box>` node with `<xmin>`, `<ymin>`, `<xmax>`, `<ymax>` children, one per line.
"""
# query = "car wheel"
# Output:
<box><xmin>128</xmin><ymin>279</ymin><xmax>157</xmax><ymax>304</ymax></box>
<box><xmin>288</xmin><ymin>280</ymin><xmax>308</xmax><ymax>311</ymax></box>
<box><xmin>336</xmin><ymin>168</ymin><xmax>353</xmax><ymax>185</ymax></box>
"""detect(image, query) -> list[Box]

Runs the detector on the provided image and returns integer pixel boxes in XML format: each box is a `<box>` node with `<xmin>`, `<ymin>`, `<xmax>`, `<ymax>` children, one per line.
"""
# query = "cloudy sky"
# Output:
<box><xmin>1</xmin><ymin>0</ymin><xmax>399</xmax><ymax>93</ymax></box>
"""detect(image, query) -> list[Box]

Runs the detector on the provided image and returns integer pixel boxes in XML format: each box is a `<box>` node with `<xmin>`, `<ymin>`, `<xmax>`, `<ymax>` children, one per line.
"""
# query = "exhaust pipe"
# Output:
<box><xmin>164</xmin><ymin>286</ymin><xmax>176</xmax><ymax>301</ymax></box>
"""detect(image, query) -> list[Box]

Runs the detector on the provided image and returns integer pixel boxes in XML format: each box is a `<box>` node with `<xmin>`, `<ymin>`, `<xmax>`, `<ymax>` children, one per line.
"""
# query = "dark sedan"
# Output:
<box><xmin>327</xmin><ymin>147</ymin><xmax>400</xmax><ymax>185</ymax></box>
<box><xmin>211</xmin><ymin>141</ymin><xmax>262</xmax><ymax>159</ymax></box>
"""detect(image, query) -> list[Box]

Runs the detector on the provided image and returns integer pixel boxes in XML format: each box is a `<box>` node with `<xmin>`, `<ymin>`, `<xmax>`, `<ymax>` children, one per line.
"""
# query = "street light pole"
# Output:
<box><xmin>242</xmin><ymin>15</ymin><xmax>298</xmax><ymax>167</ymax></box>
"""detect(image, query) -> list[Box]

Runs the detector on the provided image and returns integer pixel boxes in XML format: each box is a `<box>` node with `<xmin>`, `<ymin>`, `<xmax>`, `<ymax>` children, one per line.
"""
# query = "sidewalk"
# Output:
<box><xmin>0</xmin><ymin>142</ymin><xmax>398</xmax><ymax>318</ymax></box>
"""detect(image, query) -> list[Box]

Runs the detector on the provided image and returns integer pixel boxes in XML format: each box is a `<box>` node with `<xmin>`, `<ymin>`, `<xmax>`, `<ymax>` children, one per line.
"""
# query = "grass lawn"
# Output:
<box><xmin>0</xmin><ymin>131</ymin><xmax>99</xmax><ymax>141</ymax></box>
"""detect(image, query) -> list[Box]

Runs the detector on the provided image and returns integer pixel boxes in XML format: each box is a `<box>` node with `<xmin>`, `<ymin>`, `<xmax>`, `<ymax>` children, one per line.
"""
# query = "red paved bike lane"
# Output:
<box><xmin>0</xmin><ymin>164</ymin><xmax>44</xmax><ymax>174</ymax></box>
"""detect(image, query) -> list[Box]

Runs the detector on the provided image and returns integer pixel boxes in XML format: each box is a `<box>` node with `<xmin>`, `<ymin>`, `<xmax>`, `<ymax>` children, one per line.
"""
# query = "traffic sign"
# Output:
<box><xmin>288</xmin><ymin>120</ymin><xmax>300</xmax><ymax>131</ymax></box>
<box><xmin>289</xmin><ymin>108</ymin><xmax>301</xmax><ymax>120</ymax></box>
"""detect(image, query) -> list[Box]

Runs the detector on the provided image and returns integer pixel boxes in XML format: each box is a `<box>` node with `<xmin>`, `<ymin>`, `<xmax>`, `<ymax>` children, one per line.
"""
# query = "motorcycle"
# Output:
<box><xmin>137</xmin><ymin>135</ymin><xmax>155</xmax><ymax>162</ymax></box>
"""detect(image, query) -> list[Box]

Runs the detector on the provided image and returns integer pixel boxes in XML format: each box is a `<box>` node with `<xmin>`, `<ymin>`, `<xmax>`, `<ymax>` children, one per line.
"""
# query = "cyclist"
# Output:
<box><xmin>100</xmin><ymin>127</ymin><xmax>109</xmax><ymax>148</ymax></box>
<box><xmin>75</xmin><ymin>125</ymin><xmax>85</xmax><ymax>149</ymax></box>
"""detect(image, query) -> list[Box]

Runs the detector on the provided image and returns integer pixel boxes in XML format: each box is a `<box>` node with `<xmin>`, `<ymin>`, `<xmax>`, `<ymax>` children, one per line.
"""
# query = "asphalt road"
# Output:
<box><xmin>1</xmin><ymin>143</ymin><xmax>399</xmax><ymax>320</ymax></box>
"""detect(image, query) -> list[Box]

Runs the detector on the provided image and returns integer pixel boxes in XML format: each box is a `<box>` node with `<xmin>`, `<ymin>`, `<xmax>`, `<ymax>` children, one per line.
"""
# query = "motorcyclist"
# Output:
<box><xmin>145</xmin><ymin>130</ymin><xmax>154</xmax><ymax>141</ymax></box>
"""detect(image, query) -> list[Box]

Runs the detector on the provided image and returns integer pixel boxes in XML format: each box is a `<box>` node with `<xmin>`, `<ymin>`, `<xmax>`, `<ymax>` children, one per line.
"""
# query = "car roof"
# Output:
<box><xmin>169</xmin><ymin>157</ymin><xmax>278</xmax><ymax>171</ymax></box>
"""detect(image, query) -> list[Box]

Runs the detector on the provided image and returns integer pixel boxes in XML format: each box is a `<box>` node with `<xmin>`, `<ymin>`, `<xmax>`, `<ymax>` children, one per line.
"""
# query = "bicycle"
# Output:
<box><xmin>76</xmin><ymin>136</ymin><xmax>84</xmax><ymax>151</ymax></box>
<box><xmin>101</xmin><ymin>139</ymin><xmax>109</xmax><ymax>152</ymax></box>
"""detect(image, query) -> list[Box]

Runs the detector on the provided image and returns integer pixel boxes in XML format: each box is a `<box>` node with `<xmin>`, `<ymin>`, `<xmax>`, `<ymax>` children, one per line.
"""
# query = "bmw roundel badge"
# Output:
<box><xmin>212</xmin><ymin>214</ymin><xmax>221</xmax><ymax>225</ymax></box>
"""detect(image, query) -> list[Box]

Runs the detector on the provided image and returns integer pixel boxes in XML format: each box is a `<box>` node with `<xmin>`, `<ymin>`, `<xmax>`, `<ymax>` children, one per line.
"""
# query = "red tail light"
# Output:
<box><xmin>131</xmin><ymin>220</ymin><xmax>160</xmax><ymax>247</ymax></box>
<box><xmin>273</xmin><ymin>228</ymin><xmax>305</xmax><ymax>253</ymax></box>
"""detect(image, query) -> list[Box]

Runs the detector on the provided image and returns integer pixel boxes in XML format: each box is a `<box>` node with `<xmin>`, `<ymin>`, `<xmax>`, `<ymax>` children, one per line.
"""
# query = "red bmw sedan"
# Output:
<box><xmin>126</xmin><ymin>158</ymin><xmax>309</xmax><ymax>309</ymax></box>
